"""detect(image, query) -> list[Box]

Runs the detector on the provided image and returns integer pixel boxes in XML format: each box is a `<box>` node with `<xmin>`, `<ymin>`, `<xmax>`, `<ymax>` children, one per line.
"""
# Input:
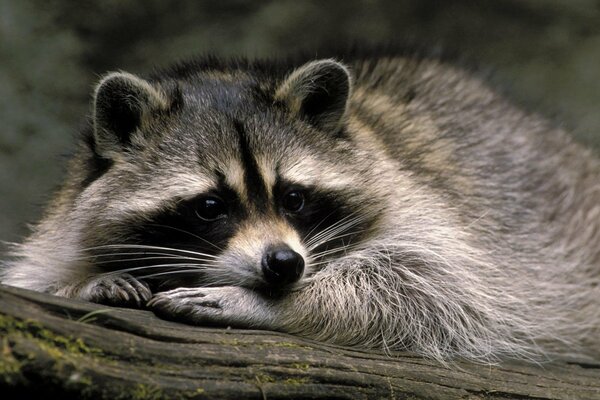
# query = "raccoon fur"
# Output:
<box><xmin>2</xmin><ymin>51</ymin><xmax>599</xmax><ymax>363</ymax></box>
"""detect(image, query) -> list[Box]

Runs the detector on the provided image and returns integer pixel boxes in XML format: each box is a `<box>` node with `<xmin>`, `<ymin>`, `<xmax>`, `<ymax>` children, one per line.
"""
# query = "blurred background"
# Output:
<box><xmin>1</xmin><ymin>0</ymin><xmax>599</xmax><ymax>247</ymax></box>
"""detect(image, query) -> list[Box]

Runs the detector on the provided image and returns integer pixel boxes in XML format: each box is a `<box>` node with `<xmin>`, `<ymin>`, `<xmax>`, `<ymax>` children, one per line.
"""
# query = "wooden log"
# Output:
<box><xmin>0</xmin><ymin>284</ymin><xmax>599</xmax><ymax>399</ymax></box>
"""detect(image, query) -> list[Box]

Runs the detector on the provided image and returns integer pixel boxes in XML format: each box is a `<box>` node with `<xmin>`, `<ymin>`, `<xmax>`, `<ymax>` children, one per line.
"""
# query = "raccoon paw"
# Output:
<box><xmin>81</xmin><ymin>274</ymin><xmax>152</xmax><ymax>308</ymax></box>
<box><xmin>148</xmin><ymin>286</ymin><xmax>275</xmax><ymax>329</ymax></box>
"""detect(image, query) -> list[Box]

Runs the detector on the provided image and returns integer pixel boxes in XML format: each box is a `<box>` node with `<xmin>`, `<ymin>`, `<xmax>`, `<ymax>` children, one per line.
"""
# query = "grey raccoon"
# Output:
<box><xmin>2</xmin><ymin>53</ymin><xmax>599</xmax><ymax>363</ymax></box>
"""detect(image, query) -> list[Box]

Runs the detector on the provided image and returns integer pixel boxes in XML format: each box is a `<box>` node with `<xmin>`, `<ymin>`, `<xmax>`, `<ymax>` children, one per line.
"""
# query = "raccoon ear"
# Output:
<box><xmin>93</xmin><ymin>72</ymin><xmax>170</xmax><ymax>156</ymax></box>
<box><xmin>275</xmin><ymin>59</ymin><xmax>352</xmax><ymax>132</ymax></box>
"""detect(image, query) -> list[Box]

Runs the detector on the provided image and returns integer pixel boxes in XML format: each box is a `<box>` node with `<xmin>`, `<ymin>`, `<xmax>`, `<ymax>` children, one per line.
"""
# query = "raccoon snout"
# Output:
<box><xmin>261</xmin><ymin>245</ymin><xmax>305</xmax><ymax>286</ymax></box>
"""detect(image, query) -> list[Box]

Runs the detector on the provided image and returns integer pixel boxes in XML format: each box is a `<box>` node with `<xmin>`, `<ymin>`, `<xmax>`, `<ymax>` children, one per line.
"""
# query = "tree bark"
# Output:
<box><xmin>0</xmin><ymin>284</ymin><xmax>598</xmax><ymax>400</ymax></box>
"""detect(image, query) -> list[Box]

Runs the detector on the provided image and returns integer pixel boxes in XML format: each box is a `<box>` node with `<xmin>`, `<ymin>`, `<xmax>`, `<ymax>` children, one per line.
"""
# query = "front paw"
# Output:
<box><xmin>148</xmin><ymin>286</ymin><xmax>275</xmax><ymax>329</ymax></box>
<box><xmin>81</xmin><ymin>274</ymin><xmax>152</xmax><ymax>308</ymax></box>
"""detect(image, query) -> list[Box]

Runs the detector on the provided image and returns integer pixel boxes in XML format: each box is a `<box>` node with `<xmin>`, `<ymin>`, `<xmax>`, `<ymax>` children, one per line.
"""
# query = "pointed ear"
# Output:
<box><xmin>93</xmin><ymin>72</ymin><xmax>171</xmax><ymax>157</ymax></box>
<box><xmin>275</xmin><ymin>59</ymin><xmax>352</xmax><ymax>132</ymax></box>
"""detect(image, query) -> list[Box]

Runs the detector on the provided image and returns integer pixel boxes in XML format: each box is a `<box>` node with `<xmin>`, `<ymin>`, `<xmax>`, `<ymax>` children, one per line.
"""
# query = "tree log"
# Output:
<box><xmin>0</xmin><ymin>284</ymin><xmax>598</xmax><ymax>399</ymax></box>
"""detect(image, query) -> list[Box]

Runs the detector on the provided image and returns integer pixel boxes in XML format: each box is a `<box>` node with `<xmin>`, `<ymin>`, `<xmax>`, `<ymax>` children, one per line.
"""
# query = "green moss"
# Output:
<box><xmin>254</xmin><ymin>372</ymin><xmax>276</xmax><ymax>384</ymax></box>
<box><xmin>36</xmin><ymin>340</ymin><xmax>65</xmax><ymax>360</ymax></box>
<box><xmin>252</xmin><ymin>372</ymin><xmax>311</xmax><ymax>388</ymax></box>
<box><xmin>0</xmin><ymin>312</ymin><xmax>106</xmax><ymax>392</ymax></box>
<box><xmin>2</xmin><ymin>313</ymin><xmax>212</xmax><ymax>399</ymax></box>
<box><xmin>283</xmin><ymin>377</ymin><xmax>310</xmax><ymax>386</ymax></box>
<box><xmin>131</xmin><ymin>383</ymin><xmax>163</xmax><ymax>400</ymax></box>
<box><xmin>0</xmin><ymin>354</ymin><xmax>21</xmax><ymax>376</ymax></box>
<box><xmin>0</xmin><ymin>313</ymin><xmax>103</xmax><ymax>357</ymax></box>
<box><xmin>217</xmin><ymin>338</ymin><xmax>313</xmax><ymax>351</ymax></box>
<box><xmin>0</xmin><ymin>337</ymin><xmax>23</xmax><ymax>384</ymax></box>
<box><xmin>270</xmin><ymin>341</ymin><xmax>312</xmax><ymax>349</ymax></box>
<box><xmin>219</xmin><ymin>338</ymin><xmax>241</xmax><ymax>346</ymax></box>
<box><xmin>178</xmin><ymin>388</ymin><xmax>206</xmax><ymax>399</ymax></box>
<box><xmin>290</xmin><ymin>363</ymin><xmax>310</xmax><ymax>370</ymax></box>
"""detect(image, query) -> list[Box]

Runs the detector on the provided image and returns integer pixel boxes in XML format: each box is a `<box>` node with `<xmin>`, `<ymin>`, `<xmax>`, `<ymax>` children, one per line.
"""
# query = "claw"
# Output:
<box><xmin>147</xmin><ymin>286</ymin><xmax>275</xmax><ymax>329</ymax></box>
<box><xmin>83</xmin><ymin>273</ymin><xmax>152</xmax><ymax>308</ymax></box>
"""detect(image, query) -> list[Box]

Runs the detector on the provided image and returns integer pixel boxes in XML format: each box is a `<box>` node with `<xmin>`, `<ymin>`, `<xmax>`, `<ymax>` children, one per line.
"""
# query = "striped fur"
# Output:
<box><xmin>2</xmin><ymin>52</ymin><xmax>599</xmax><ymax>363</ymax></box>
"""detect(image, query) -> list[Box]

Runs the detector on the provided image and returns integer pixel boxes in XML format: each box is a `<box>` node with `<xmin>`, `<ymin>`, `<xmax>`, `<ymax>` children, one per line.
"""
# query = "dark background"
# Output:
<box><xmin>1</xmin><ymin>0</ymin><xmax>599</xmax><ymax>246</ymax></box>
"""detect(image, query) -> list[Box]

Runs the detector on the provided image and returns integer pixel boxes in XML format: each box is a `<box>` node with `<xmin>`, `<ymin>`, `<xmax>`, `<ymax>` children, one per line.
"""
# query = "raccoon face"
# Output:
<box><xmin>76</xmin><ymin>60</ymin><xmax>382</xmax><ymax>292</ymax></box>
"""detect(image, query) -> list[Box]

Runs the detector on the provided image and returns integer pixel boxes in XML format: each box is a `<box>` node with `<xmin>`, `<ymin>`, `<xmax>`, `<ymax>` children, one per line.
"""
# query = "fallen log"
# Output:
<box><xmin>0</xmin><ymin>284</ymin><xmax>598</xmax><ymax>399</ymax></box>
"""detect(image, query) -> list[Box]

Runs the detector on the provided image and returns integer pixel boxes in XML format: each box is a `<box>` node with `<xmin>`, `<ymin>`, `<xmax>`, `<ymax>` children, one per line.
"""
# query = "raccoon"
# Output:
<box><xmin>2</xmin><ymin>52</ymin><xmax>599</xmax><ymax>363</ymax></box>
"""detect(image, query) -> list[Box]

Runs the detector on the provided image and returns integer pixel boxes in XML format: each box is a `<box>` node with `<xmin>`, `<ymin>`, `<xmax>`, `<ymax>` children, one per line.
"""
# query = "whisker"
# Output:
<box><xmin>307</xmin><ymin>212</ymin><xmax>368</xmax><ymax>244</ymax></box>
<box><xmin>308</xmin><ymin>229</ymin><xmax>367</xmax><ymax>252</ymax></box>
<box><xmin>305</xmin><ymin>213</ymin><xmax>362</xmax><ymax>247</ymax></box>
<box><xmin>81</xmin><ymin>244</ymin><xmax>218</xmax><ymax>259</ymax></box>
<box><xmin>306</xmin><ymin>216</ymin><xmax>368</xmax><ymax>249</ymax></box>
<box><xmin>86</xmin><ymin>251</ymin><xmax>209</xmax><ymax>260</ymax></box>
<box><xmin>99</xmin><ymin>262</ymin><xmax>219</xmax><ymax>277</ymax></box>
<box><xmin>307</xmin><ymin>259</ymin><xmax>337</xmax><ymax>268</ymax></box>
<box><xmin>302</xmin><ymin>209</ymin><xmax>339</xmax><ymax>243</ymax></box>
<box><xmin>146</xmin><ymin>224</ymin><xmax>223</xmax><ymax>251</ymax></box>
<box><xmin>311</xmin><ymin>244</ymin><xmax>361</xmax><ymax>259</ymax></box>
<box><xmin>91</xmin><ymin>255</ymin><xmax>214</xmax><ymax>266</ymax></box>
<box><xmin>138</xmin><ymin>269</ymin><xmax>213</xmax><ymax>280</ymax></box>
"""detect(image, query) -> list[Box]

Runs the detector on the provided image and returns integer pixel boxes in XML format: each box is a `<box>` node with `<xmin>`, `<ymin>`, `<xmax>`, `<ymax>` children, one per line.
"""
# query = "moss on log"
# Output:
<box><xmin>0</xmin><ymin>284</ymin><xmax>599</xmax><ymax>399</ymax></box>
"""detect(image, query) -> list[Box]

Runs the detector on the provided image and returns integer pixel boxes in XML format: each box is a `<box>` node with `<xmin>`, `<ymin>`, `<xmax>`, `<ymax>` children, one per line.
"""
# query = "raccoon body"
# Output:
<box><xmin>2</xmin><ymin>52</ymin><xmax>599</xmax><ymax>362</ymax></box>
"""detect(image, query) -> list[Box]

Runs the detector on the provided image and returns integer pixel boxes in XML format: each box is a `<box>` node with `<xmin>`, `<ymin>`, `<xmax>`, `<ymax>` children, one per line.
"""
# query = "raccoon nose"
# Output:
<box><xmin>261</xmin><ymin>245</ymin><xmax>305</xmax><ymax>286</ymax></box>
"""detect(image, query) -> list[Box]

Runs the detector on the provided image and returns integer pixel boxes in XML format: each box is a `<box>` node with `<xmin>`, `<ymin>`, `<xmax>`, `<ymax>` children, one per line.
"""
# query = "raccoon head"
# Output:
<box><xmin>76</xmin><ymin>59</ymin><xmax>383</xmax><ymax>292</ymax></box>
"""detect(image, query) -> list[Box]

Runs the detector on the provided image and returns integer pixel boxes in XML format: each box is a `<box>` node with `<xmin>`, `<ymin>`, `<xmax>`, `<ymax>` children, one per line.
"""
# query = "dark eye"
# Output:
<box><xmin>195</xmin><ymin>197</ymin><xmax>227</xmax><ymax>221</ymax></box>
<box><xmin>282</xmin><ymin>190</ymin><xmax>305</xmax><ymax>213</ymax></box>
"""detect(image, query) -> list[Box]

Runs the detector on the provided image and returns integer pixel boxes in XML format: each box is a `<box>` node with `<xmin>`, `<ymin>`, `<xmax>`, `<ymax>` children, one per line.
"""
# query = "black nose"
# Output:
<box><xmin>261</xmin><ymin>245</ymin><xmax>305</xmax><ymax>286</ymax></box>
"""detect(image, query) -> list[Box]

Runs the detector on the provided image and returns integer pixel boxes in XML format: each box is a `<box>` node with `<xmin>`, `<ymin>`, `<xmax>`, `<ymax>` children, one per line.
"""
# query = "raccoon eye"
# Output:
<box><xmin>195</xmin><ymin>197</ymin><xmax>227</xmax><ymax>221</ymax></box>
<box><xmin>282</xmin><ymin>190</ymin><xmax>305</xmax><ymax>213</ymax></box>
